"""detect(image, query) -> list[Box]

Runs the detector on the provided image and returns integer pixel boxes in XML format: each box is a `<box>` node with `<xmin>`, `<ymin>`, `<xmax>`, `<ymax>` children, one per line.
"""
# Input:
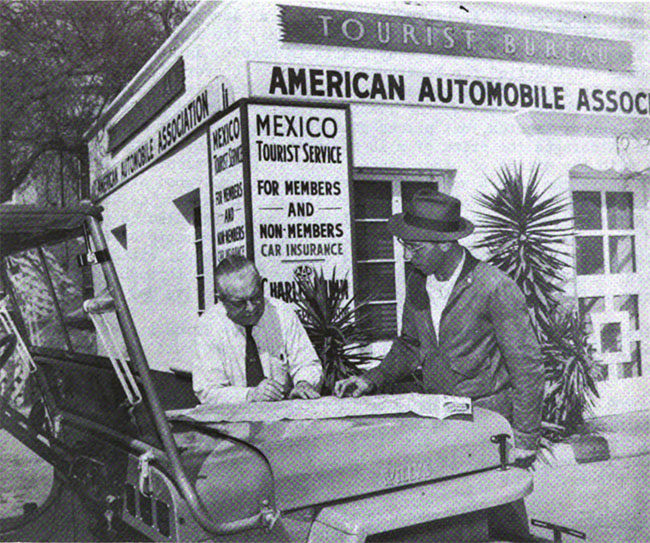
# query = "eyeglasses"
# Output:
<box><xmin>397</xmin><ymin>238</ymin><xmax>429</xmax><ymax>253</ymax></box>
<box><xmin>220</xmin><ymin>284</ymin><xmax>264</xmax><ymax>310</ymax></box>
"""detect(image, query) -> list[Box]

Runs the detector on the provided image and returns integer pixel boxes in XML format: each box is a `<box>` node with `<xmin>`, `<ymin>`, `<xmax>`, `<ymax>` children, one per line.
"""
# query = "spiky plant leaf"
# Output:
<box><xmin>474</xmin><ymin>163</ymin><xmax>572</xmax><ymax>336</ymax></box>
<box><xmin>294</xmin><ymin>268</ymin><xmax>380</xmax><ymax>394</ymax></box>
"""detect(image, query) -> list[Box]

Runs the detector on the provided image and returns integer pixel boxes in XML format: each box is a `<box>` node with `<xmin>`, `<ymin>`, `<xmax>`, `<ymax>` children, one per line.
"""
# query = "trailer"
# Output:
<box><xmin>0</xmin><ymin>204</ymin><xmax>540</xmax><ymax>541</ymax></box>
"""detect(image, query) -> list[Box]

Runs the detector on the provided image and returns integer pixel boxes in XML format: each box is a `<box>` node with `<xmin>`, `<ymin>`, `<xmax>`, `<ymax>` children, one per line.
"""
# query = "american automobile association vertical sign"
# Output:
<box><xmin>245</xmin><ymin>101</ymin><xmax>354</xmax><ymax>303</ymax></box>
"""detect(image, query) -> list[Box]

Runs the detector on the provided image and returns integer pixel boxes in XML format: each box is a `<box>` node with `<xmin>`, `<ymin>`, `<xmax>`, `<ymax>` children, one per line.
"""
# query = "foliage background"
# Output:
<box><xmin>0</xmin><ymin>0</ymin><xmax>196</xmax><ymax>205</ymax></box>
<box><xmin>474</xmin><ymin>163</ymin><xmax>600</xmax><ymax>438</ymax></box>
<box><xmin>294</xmin><ymin>268</ymin><xmax>379</xmax><ymax>395</ymax></box>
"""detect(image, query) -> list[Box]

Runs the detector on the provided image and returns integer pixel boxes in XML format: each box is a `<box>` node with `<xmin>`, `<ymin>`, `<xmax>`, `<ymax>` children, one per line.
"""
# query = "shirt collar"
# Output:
<box><xmin>427</xmin><ymin>251</ymin><xmax>465</xmax><ymax>293</ymax></box>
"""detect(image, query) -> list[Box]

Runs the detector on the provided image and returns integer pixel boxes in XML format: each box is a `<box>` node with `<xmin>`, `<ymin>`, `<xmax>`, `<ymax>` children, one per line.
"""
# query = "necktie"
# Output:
<box><xmin>245</xmin><ymin>326</ymin><xmax>264</xmax><ymax>387</ymax></box>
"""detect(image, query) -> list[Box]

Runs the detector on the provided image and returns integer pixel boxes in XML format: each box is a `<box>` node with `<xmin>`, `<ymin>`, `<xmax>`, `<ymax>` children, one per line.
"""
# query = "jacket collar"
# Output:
<box><xmin>446</xmin><ymin>249</ymin><xmax>479</xmax><ymax>308</ymax></box>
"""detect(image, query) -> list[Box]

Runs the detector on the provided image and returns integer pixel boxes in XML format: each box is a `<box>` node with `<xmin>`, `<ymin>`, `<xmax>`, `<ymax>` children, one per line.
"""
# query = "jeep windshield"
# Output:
<box><xmin>0</xmin><ymin>205</ymin><xmax>138</xmax><ymax>428</ymax></box>
<box><xmin>0</xmin><ymin>204</ymin><xmax>275</xmax><ymax>539</ymax></box>
<box><xmin>3</xmin><ymin>221</ymin><xmax>106</xmax><ymax>358</ymax></box>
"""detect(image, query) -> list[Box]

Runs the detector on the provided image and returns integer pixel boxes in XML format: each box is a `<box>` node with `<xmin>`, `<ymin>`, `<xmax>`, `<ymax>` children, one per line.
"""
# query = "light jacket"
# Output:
<box><xmin>366</xmin><ymin>249</ymin><xmax>545</xmax><ymax>450</ymax></box>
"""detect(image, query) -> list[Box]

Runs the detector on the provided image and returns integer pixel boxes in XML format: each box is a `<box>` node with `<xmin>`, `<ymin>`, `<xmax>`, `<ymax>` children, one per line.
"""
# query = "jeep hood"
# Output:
<box><xmin>173</xmin><ymin>407</ymin><xmax>511</xmax><ymax>523</ymax></box>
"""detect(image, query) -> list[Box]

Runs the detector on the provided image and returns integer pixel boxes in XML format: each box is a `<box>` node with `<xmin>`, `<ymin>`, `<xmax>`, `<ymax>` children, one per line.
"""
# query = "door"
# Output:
<box><xmin>570</xmin><ymin>166</ymin><xmax>650</xmax><ymax>415</ymax></box>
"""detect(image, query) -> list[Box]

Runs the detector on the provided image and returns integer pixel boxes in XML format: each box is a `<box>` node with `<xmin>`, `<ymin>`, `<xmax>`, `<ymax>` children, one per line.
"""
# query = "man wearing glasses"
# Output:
<box><xmin>194</xmin><ymin>255</ymin><xmax>322</xmax><ymax>404</ymax></box>
<box><xmin>335</xmin><ymin>189</ymin><xmax>544</xmax><ymax>469</ymax></box>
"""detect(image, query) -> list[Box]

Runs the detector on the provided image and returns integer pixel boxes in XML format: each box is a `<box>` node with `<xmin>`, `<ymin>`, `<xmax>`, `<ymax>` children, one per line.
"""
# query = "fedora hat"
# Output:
<box><xmin>387</xmin><ymin>189</ymin><xmax>474</xmax><ymax>241</ymax></box>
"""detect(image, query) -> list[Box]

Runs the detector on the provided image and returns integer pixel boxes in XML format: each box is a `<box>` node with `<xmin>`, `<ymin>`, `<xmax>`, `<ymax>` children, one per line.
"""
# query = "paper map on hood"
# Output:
<box><xmin>167</xmin><ymin>393</ymin><xmax>472</xmax><ymax>423</ymax></box>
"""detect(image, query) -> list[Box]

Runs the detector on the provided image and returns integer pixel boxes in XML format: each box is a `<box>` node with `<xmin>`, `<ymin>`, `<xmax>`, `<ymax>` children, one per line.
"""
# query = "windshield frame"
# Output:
<box><xmin>1</xmin><ymin>238</ymin><xmax>101</xmax><ymax>358</ymax></box>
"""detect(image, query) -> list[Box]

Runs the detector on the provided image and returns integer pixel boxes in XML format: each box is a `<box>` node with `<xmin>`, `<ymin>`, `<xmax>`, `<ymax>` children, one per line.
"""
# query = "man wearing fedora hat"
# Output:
<box><xmin>335</xmin><ymin>189</ymin><xmax>544</xmax><ymax>468</ymax></box>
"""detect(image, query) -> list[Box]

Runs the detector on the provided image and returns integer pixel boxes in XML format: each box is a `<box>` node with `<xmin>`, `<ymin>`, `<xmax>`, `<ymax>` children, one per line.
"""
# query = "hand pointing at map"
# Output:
<box><xmin>334</xmin><ymin>375</ymin><xmax>375</xmax><ymax>398</ymax></box>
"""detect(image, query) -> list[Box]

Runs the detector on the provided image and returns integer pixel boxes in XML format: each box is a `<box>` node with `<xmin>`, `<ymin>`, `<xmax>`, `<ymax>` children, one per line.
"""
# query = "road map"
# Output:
<box><xmin>167</xmin><ymin>393</ymin><xmax>472</xmax><ymax>423</ymax></box>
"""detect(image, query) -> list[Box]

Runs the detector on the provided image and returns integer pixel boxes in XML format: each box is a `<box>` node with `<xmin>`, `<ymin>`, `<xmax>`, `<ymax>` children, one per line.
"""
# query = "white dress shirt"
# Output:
<box><xmin>194</xmin><ymin>297</ymin><xmax>322</xmax><ymax>404</ymax></box>
<box><xmin>425</xmin><ymin>251</ymin><xmax>465</xmax><ymax>335</ymax></box>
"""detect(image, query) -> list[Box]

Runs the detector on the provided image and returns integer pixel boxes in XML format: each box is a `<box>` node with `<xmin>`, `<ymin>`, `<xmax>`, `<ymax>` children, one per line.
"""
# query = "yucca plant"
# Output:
<box><xmin>474</xmin><ymin>163</ymin><xmax>573</xmax><ymax>336</ymax></box>
<box><xmin>293</xmin><ymin>268</ymin><xmax>380</xmax><ymax>395</ymax></box>
<box><xmin>474</xmin><ymin>163</ymin><xmax>599</xmax><ymax>438</ymax></box>
<box><xmin>541</xmin><ymin>307</ymin><xmax>600</xmax><ymax>439</ymax></box>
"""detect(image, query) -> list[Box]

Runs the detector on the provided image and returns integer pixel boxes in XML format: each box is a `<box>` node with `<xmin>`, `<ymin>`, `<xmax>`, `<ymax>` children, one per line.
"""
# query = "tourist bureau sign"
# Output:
<box><xmin>278</xmin><ymin>5</ymin><xmax>633</xmax><ymax>73</ymax></box>
<box><xmin>249</xmin><ymin>62</ymin><xmax>650</xmax><ymax>118</ymax></box>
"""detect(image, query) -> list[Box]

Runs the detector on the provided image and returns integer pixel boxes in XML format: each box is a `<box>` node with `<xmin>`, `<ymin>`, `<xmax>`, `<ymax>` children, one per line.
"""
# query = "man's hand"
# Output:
<box><xmin>288</xmin><ymin>381</ymin><xmax>320</xmax><ymax>400</ymax></box>
<box><xmin>334</xmin><ymin>375</ymin><xmax>374</xmax><ymax>398</ymax></box>
<box><xmin>247</xmin><ymin>379</ymin><xmax>285</xmax><ymax>402</ymax></box>
<box><xmin>511</xmin><ymin>447</ymin><xmax>537</xmax><ymax>469</ymax></box>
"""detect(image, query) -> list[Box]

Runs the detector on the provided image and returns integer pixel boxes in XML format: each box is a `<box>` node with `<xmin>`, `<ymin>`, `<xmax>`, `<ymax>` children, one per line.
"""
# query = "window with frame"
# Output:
<box><xmin>352</xmin><ymin>168</ymin><xmax>456</xmax><ymax>339</ymax></box>
<box><xmin>573</xmin><ymin>188</ymin><xmax>641</xmax><ymax>380</ymax></box>
<box><xmin>173</xmin><ymin>189</ymin><xmax>205</xmax><ymax>316</ymax></box>
<box><xmin>573</xmin><ymin>190</ymin><xmax>636</xmax><ymax>276</ymax></box>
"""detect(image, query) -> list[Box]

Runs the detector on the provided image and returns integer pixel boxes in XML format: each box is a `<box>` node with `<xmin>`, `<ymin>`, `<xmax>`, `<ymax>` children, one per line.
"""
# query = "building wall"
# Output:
<box><xmin>87</xmin><ymin>1</ymin><xmax>650</xmax><ymax>413</ymax></box>
<box><xmin>100</xmin><ymin>135</ymin><xmax>209</xmax><ymax>372</ymax></box>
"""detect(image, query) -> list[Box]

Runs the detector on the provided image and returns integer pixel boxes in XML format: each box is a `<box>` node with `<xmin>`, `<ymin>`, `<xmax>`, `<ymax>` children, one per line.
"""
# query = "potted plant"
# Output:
<box><xmin>293</xmin><ymin>268</ymin><xmax>380</xmax><ymax>395</ymax></box>
<box><xmin>474</xmin><ymin>162</ymin><xmax>599</xmax><ymax>439</ymax></box>
<box><xmin>542</xmin><ymin>306</ymin><xmax>600</xmax><ymax>436</ymax></box>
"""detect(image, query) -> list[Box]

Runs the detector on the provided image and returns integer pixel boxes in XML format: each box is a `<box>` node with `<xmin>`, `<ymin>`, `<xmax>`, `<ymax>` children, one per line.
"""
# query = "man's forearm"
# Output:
<box><xmin>511</xmin><ymin>363</ymin><xmax>545</xmax><ymax>450</ymax></box>
<box><xmin>491</xmin><ymin>280</ymin><xmax>545</xmax><ymax>450</ymax></box>
<box><xmin>365</xmin><ymin>336</ymin><xmax>420</xmax><ymax>392</ymax></box>
<box><xmin>292</xmin><ymin>360</ymin><xmax>323</xmax><ymax>389</ymax></box>
<box><xmin>199</xmin><ymin>384</ymin><xmax>250</xmax><ymax>404</ymax></box>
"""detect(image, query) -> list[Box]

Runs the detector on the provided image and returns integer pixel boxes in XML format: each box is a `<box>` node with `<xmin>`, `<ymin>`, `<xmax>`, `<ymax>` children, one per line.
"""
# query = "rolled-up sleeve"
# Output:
<box><xmin>490</xmin><ymin>278</ymin><xmax>545</xmax><ymax>450</ymax></box>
